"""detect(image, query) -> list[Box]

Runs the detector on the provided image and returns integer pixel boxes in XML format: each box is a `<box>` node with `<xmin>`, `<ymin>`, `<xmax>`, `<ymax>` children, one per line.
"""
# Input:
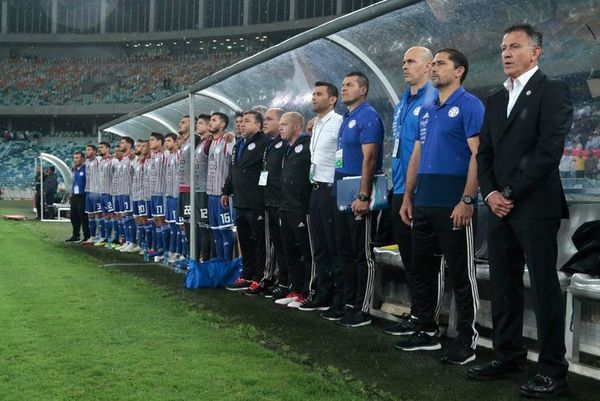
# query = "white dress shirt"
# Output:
<box><xmin>503</xmin><ymin>65</ymin><xmax>538</xmax><ymax>117</ymax></box>
<box><xmin>310</xmin><ymin>109</ymin><xmax>343</xmax><ymax>183</ymax></box>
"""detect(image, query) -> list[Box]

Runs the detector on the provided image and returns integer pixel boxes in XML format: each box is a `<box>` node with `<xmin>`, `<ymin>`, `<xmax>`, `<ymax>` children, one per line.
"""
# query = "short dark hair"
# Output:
<box><xmin>345</xmin><ymin>71</ymin><xmax>369</xmax><ymax>96</ymax></box>
<box><xmin>73</xmin><ymin>151</ymin><xmax>84</xmax><ymax>158</ymax></box>
<box><xmin>315</xmin><ymin>81</ymin><xmax>339</xmax><ymax>99</ymax></box>
<box><xmin>137</xmin><ymin>139</ymin><xmax>148</xmax><ymax>144</ymax></box>
<box><xmin>120</xmin><ymin>136</ymin><xmax>134</xmax><ymax>148</ymax></box>
<box><xmin>86</xmin><ymin>144</ymin><xmax>97</xmax><ymax>152</ymax></box>
<box><xmin>504</xmin><ymin>23</ymin><xmax>543</xmax><ymax>47</ymax></box>
<box><xmin>99</xmin><ymin>141</ymin><xmax>110</xmax><ymax>148</ymax></box>
<box><xmin>436</xmin><ymin>48</ymin><xmax>469</xmax><ymax>83</ymax></box>
<box><xmin>212</xmin><ymin>112</ymin><xmax>229</xmax><ymax>129</ymax></box>
<box><xmin>243</xmin><ymin>110</ymin><xmax>264</xmax><ymax>126</ymax></box>
<box><xmin>150</xmin><ymin>132</ymin><xmax>165</xmax><ymax>145</ymax></box>
<box><xmin>197</xmin><ymin>114</ymin><xmax>211</xmax><ymax>123</ymax></box>
<box><xmin>165</xmin><ymin>132</ymin><xmax>178</xmax><ymax>142</ymax></box>
<box><xmin>234</xmin><ymin>112</ymin><xmax>243</xmax><ymax>119</ymax></box>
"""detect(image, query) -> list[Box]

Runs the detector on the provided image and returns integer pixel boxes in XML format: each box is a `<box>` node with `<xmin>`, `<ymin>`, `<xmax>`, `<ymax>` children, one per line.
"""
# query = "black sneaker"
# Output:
<box><xmin>338</xmin><ymin>310</ymin><xmax>372</xmax><ymax>328</ymax></box>
<box><xmin>267</xmin><ymin>284</ymin><xmax>290</xmax><ymax>300</ymax></box>
<box><xmin>320</xmin><ymin>306</ymin><xmax>346</xmax><ymax>321</ymax></box>
<box><xmin>243</xmin><ymin>281</ymin><xmax>265</xmax><ymax>296</ymax></box>
<box><xmin>298</xmin><ymin>292</ymin><xmax>330</xmax><ymax>311</ymax></box>
<box><xmin>65</xmin><ymin>237</ymin><xmax>80</xmax><ymax>243</ymax></box>
<box><xmin>441</xmin><ymin>340</ymin><xmax>476</xmax><ymax>365</ymax></box>
<box><xmin>394</xmin><ymin>331</ymin><xmax>441</xmax><ymax>351</ymax></box>
<box><xmin>383</xmin><ymin>314</ymin><xmax>418</xmax><ymax>336</ymax></box>
<box><xmin>225</xmin><ymin>278</ymin><xmax>253</xmax><ymax>291</ymax></box>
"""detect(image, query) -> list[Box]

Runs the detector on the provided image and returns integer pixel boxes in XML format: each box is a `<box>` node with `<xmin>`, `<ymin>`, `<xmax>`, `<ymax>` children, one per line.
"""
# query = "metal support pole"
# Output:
<box><xmin>148</xmin><ymin>0</ymin><xmax>155</xmax><ymax>32</ymax></box>
<box><xmin>188</xmin><ymin>93</ymin><xmax>197</xmax><ymax>261</ymax></box>
<box><xmin>198</xmin><ymin>0</ymin><xmax>204</xmax><ymax>29</ymax></box>
<box><xmin>100</xmin><ymin>0</ymin><xmax>106</xmax><ymax>34</ymax></box>
<box><xmin>289</xmin><ymin>0</ymin><xmax>296</xmax><ymax>20</ymax></box>
<box><xmin>243</xmin><ymin>0</ymin><xmax>250</xmax><ymax>25</ymax></box>
<box><xmin>1</xmin><ymin>1</ymin><xmax>8</xmax><ymax>34</ymax></box>
<box><xmin>336</xmin><ymin>0</ymin><xmax>343</xmax><ymax>15</ymax></box>
<box><xmin>39</xmin><ymin>158</ymin><xmax>45</xmax><ymax>221</ymax></box>
<box><xmin>51</xmin><ymin>0</ymin><xmax>58</xmax><ymax>33</ymax></box>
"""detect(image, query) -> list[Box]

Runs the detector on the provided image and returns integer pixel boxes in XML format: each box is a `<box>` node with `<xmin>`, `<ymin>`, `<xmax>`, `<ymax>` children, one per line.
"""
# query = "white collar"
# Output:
<box><xmin>316</xmin><ymin>109</ymin><xmax>337</xmax><ymax>125</ymax></box>
<box><xmin>503</xmin><ymin>65</ymin><xmax>539</xmax><ymax>91</ymax></box>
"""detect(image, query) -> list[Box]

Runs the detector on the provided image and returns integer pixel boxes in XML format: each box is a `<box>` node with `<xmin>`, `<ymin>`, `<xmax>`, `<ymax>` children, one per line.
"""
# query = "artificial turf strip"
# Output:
<box><xmin>0</xmin><ymin>218</ymin><xmax>377</xmax><ymax>401</ymax></box>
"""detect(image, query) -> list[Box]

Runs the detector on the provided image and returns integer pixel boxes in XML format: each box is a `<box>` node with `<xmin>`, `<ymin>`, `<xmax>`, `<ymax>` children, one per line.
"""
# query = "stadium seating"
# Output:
<box><xmin>0</xmin><ymin>53</ymin><xmax>246</xmax><ymax>106</ymax></box>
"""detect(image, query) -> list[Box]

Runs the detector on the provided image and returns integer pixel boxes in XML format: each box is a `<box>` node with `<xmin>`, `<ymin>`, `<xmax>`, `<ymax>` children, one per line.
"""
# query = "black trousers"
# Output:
<box><xmin>487</xmin><ymin>216</ymin><xmax>567</xmax><ymax>379</ymax></box>
<box><xmin>308</xmin><ymin>185</ymin><xmax>340</xmax><ymax>303</ymax></box>
<box><xmin>70</xmin><ymin>194</ymin><xmax>89</xmax><ymax>239</ymax></box>
<box><xmin>411</xmin><ymin>207</ymin><xmax>479</xmax><ymax>347</ymax></box>
<box><xmin>391</xmin><ymin>194</ymin><xmax>416</xmax><ymax>309</ymax></box>
<box><xmin>264</xmin><ymin>206</ymin><xmax>286</xmax><ymax>283</ymax></box>
<box><xmin>334</xmin><ymin>211</ymin><xmax>375</xmax><ymax>313</ymax></box>
<box><xmin>279</xmin><ymin>210</ymin><xmax>312</xmax><ymax>294</ymax></box>
<box><xmin>235</xmin><ymin>207</ymin><xmax>266</xmax><ymax>281</ymax></box>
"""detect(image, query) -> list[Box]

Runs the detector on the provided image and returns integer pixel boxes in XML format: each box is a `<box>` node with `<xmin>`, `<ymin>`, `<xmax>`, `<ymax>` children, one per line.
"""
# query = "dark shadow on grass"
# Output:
<box><xmin>69</xmin><ymin>243</ymin><xmax>593</xmax><ymax>401</ymax></box>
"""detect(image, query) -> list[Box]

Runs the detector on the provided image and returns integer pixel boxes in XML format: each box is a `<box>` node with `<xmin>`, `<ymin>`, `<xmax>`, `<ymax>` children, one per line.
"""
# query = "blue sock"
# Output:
<box><xmin>222</xmin><ymin>229</ymin><xmax>234</xmax><ymax>261</ymax></box>
<box><xmin>169</xmin><ymin>223</ymin><xmax>178</xmax><ymax>253</ymax></box>
<box><xmin>89</xmin><ymin>218</ymin><xmax>97</xmax><ymax>238</ymax></box>
<box><xmin>212</xmin><ymin>228</ymin><xmax>224</xmax><ymax>259</ymax></box>
<box><xmin>98</xmin><ymin>218</ymin><xmax>106</xmax><ymax>239</ymax></box>
<box><xmin>119</xmin><ymin>219</ymin><xmax>127</xmax><ymax>242</ymax></box>
<box><xmin>145</xmin><ymin>224</ymin><xmax>153</xmax><ymax>249</ymax></box>
<box><xmin>155</xmin><ymin>225</ymin><xmax>163</xmax><ymax>251</ymax></box>
<box><xmin>161</xmin><ymin>225</ymin><xmax>170</xmax><ymax>253</ymax></box>
<box><xmin>127</xmin><ymin>217</ymin><xmax>136</xmax><ymax>242</ymax></box>
<box><xmin>137</xmin><ymin>225</ymin><xmax>146</xmax><ymax>247</ymax></box>
<box><xmin>105</xmin><ymin>219</ymin><xmax>113</xmax><ymax>242</ymax></box>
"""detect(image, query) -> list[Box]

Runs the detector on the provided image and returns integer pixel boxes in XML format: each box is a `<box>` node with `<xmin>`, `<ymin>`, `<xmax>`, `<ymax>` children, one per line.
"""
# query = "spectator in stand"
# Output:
<box><xmin>585</xmin><ymin>152</ymin><xmax>598</xmax><ymax>179</ymax></box>
<box><xmin>574</xmin><ymin>152</ymin><xmax>586</xmax><ymax>178</ymax></box>
<box><xmin>559</xmin><ymin>150</ymin><xmax>573</xmax><ymax>178</ymax></box>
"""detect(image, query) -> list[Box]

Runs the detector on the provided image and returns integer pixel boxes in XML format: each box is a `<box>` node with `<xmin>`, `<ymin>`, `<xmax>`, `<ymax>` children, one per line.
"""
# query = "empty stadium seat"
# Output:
<box><xmin>565</xmin><ymin>274</ymin><xmax>600</xmax><ymax>362</ymax></box>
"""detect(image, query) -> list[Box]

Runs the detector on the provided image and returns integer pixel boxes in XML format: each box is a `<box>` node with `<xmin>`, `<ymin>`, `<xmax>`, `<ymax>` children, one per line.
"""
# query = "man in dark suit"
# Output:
<box><xmin>468</xmin><ymin>24</ymin><xmax>573</xmax><ymax>399</ymax></box>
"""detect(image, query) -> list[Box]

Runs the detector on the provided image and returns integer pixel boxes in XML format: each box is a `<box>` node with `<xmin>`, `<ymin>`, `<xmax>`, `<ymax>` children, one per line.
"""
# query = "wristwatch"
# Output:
<box><xmin>358</xmin><ymin>193</ymin><xmax>371</xmax><ymax>202</ymax></box>
<box><xmin>501</xmin><ymin>185</ymin><xmax>513</xmax><ymax>201</ymax></box>
<box><xmin>461</xmin><ymin>194</ymin><xmax>475</xmax><ymax>205</ymax></box>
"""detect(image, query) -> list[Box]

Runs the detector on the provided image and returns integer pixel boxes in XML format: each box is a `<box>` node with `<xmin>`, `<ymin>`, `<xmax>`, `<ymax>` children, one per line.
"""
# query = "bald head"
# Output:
<box><xmin>279</xmin><ymin>112</ymin><xmax>305</xmax><ymax>142</ymax></box>
<box><xmin>403</xmin><ymin>46</ymin><xmax>434</xmax><ymax>90</ymax></box>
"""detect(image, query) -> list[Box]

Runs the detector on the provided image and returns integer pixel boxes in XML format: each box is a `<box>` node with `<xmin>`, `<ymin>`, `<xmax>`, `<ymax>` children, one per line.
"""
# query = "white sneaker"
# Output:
<box><xmin>275</xmin><ymin>293</ymin><xmax>299</xmax><ymax>305</ymax></box>
<box><xmin>115</xmin><ymin>242</ymin><xmax>127</xmax><ymax>251</ymax></box>
<box><xmin>127</xmin><ymin>244</ymin><xmax>142</xmax><ymax>253</ymax></box>
<box><xmin>119</xmin><ymin>242</ymin><xmax>133</xmax><ymax>252</ymax></box>
<box><xmin>287</xmin><ymin>300</ymin><xmax>304</xmax><ymax>309</ymax></box>
<box><xmin>139</xmin><ymin>249</ymin><xmax>145</xmax><ymax>255</ymax></box>
<box><xmin>153</xmin><ymin>256</ymin><xmax>163</xmax><ymax>263</ymax></box>
<box><xmin>168</xmin><ymin>252</ymin><xmax>178</xmax><ymax>264</ymax></box>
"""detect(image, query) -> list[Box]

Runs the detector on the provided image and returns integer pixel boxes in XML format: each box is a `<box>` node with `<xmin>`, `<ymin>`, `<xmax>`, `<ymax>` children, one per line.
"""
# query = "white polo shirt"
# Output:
<box><xmin>309</xmin><ymin>109</ymin><xmax>343</xmax><ymax>183</ymax></box>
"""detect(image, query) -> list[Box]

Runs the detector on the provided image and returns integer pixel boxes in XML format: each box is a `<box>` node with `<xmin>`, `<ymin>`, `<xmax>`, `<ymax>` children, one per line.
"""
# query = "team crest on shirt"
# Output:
<box><xmin>248</xmin><ymin>143</ymin><xmax>256</xmax><ymax>150</ymax></box>
<box><xmin>413</xmin><ymin>106</ymin><xmax>421</xmax><ymax>116</ymax></box>
<box><xmin>275</xmin><ymin>141</ymin><xmax>283</xmax><ymax>149</ymax></box>
<box><xmin>348</xmin><ymin>119</ymin><xmax>356</xmax><ymax>128</ymax></box>
<box><xmin>448</xmin><ymin>106</ymin><xmax>460</xmax><ymax>118</ymax></box>
<box><xmin>294</xmin><ymin>144</ymin><xmax>303</xmax><ymax>153</ymax></box>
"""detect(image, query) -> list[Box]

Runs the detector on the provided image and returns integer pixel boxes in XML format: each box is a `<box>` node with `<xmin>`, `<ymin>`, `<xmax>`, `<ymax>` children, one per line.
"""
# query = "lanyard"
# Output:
<box><xmin>310</xmin><ymin>114</ymin><xmax>332</xmax><ymax>155</ymax></box>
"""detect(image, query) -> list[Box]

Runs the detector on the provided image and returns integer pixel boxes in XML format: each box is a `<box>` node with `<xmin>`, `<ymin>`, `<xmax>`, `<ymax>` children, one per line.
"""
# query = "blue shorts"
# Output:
<box><xmin>165</xmin><ymin>196</ymin><xmax>179</xmax><ymax>223</ymax></box>
<box><xmin>100</xmin><ymin>194</ymin><xmax>115</xmax><ymax>213</ymax></box>
<box><xmin>114</xmin><ymin>195</ymin><xmax>132</xmax><ymax>213</ymax></box>
<box><xmin>151</xmin><ymin>195</ymin><xmax>165</xmax><ymax>217</ymax></box>
<box><xmin>132</xmin><ymin>200</ymin><xmax>147</xmax><ymax>217</ymax></box>
<box><xmin>208</xmin><ymin>195</ymin><xmax>234</xmax><ymax>229</ymax></box>
<box><xmin>85</xmin><ymin>192</ymin><xmax>101</xmax><ymax>214</ymax></box>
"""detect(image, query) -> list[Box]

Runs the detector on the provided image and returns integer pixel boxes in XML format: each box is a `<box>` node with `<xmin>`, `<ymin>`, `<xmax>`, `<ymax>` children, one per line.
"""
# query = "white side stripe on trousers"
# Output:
<box><xmin>362</xmin><ymin>214</ymin><xmax>376</xmax><ymax>313</ymax></box>
<box><xmin>465</xmin><ymin>221</ymin><xmax>480</xmax><ymax>349</ymax></box>
<box><xmin>306</xmin><ymin>214</ymin><xmax>316</xmax><ymax>292</ymax></box>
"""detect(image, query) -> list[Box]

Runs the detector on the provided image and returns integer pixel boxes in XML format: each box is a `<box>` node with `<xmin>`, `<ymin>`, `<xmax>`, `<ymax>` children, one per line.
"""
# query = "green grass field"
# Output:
<box><xmin>0</xmin><ymin>200</ymin><xmax>596</xmax><ymax>400</ymax></box>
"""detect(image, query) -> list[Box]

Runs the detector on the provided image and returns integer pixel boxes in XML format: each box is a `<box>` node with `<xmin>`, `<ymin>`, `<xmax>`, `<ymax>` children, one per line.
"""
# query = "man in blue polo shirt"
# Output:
<box><xmin>66</xmin><ymin>151</ymin><xmax>89</xmax><ymax>242</ymax></box>
<box><xmin>384</xmin><ymin>46</ymin><xmax>440</xmax><ymax>337</ymax></box>
<box><xmin>324</xmin><ymin>71</ymin><xmax>384</xmax><ymax>328</ymax></box>
<box><xmin>398</xmin><ymin>49</ymin><xmax>483</xmax><ymax>365</ymax></box>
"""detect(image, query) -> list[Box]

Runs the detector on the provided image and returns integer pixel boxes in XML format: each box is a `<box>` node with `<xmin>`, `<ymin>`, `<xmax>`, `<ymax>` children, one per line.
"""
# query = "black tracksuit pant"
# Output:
<box><xmin>279</xmin><ymin>210</ymin><xmax>312</xmax><ymax>294</ymax></box>
<box><xmin>70</xmin><ymin>194</ymin><xmax>90</xmax><ymax>239</ymax></box>
<box><xmin>308</xmin><ymin>184</ymin><xmax>340</xmax><ymax>304</ymax></box>
<box><xmin>411</xmin><ymin>207</ymin><xmax>479</xmax><ymax>347</ymax></box>
<box><xmin>235</xmin><ymin>207</ymin><xmax>266</xmax><ymax>281</ymax></box>
<box><xmin>334</xmin><ymin>211</ymin><xmax>376</xmax><ymax>313</ymax></box>
<box><xmin>264</xmin><ymin>205</ymin><xmax>286</xmax><ymax>283</ymax></box>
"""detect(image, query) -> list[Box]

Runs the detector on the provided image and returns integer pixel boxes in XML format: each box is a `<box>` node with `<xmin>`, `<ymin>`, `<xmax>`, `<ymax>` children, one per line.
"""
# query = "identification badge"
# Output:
<box><xmin>335</xmin><ymin>149</ymin><xmax>344</xmax><ymax>168</ymax></box>
<box><xmin>73</xmin><ymin>185</ymin><xmax>80</xmax><ymax>194</ymax></box>
<box><xmin>309</xmin><ymin>164</ymin><xmax>316</xmax><ymax>183</ymax></box>
<box><xmin>392</xmin><ymin>138</ymin><xmax>400</xmax><ymax>158</ymax></box>
<box><xmin>258</xmin><ymin>170</ymin><xmax>269</xmax><ymax>186</ymax></box>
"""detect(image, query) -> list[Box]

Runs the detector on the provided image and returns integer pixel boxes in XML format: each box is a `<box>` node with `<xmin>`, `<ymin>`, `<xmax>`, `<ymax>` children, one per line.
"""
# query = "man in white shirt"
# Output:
<box><xmin>297</xmin><ymin>82</ymin><xmax>344</xmax><ymax>312</ymax></box>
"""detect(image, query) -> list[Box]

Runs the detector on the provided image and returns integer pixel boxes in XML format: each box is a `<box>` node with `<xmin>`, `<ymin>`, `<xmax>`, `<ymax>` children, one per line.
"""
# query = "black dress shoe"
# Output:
<box><xmin>467</xmin><ymin>359</ymin><xmax>526</xmax><ymax>381</ymax></box>
<box><xmin>520</xmin><ymin>374</ymin><xmax>568</xmax><ymax>398</ymax></box>
<box><xmin>65</xmin><ymin>237</ymin><xmax>80</xmax><ymax>243</ymax></box>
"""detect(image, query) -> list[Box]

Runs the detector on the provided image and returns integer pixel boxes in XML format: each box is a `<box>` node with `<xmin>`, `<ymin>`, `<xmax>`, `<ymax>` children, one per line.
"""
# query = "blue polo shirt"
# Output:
<box><xmin>414</xmin><ymin>86</ymin><xmax>484</xmax><ymax>208</ymax></box>
<box><xmin>72</xmin><ymin>164</ymin><xmax>86</xmax><ymax>195</ymax></box>
<box><xmin>335</xmin><ymin>100</ymin><xmax>384</xmax><ymax>178</ymax></box>
<box><xmin>392</xmin><ymin>82</ymin><xmax>437</xmax><ymax>194</ymax></box>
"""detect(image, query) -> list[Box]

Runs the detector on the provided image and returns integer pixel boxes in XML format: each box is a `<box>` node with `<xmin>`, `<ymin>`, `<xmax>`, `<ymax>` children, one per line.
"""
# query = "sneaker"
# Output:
<box><xmin>338</xmin><ymin>310</ymin><xmax>372</xmax><ymax>328</ymax></box>
<box><xmin>148</xmin><ymin>248</ymin><xmax>163</xmax><ymax>258</ymax></box>
<box><xmin>266</xmin><ymin>284</ymin><xmax>290</xmax><ymax>300</ymax></box>
<box><xmin>168</xmin><ymin>252</ymin><xmax>179</xmax><ymax>264</ymax></box>
<box><xmin>127</xmin><ymin>244</ymin><xmax>142</xmax><ymax>253</ymax></box>
<box><xmin>383</xmin><ymin>314</ymin><xmax>419</xmax><ymax>336</ymax></box>
<box><xmin>80</xmin><ymin>237</ymin><xmax>95</xmax><ymax>245</ymax></box>
<box><xmin>441</xmin><ymin>340</ymin><xmax>476</xmax><ymax>365</ymax></box>
<box><xmin>65</xmin><ymin>237</ymin><xmax>80</xmax><ymax>243</ymax></box>
<box><xmin>243</xmin><ymin>281</ymin><xmax>265</xmax><ymax>296</ymax></box>
<box><xmin>394</xmin><ymin>331</ymin><xmax>441</xmax><ymax>351</ymax></box>
<box><xmin>287</xmin><ymin>294</ymin><xmax>307</xmax><ymax>308</ymax></box>
<box><xmin>226</xmin><ymin>278</ymin><xmax>253</xmax><ymax>291</ymax></box>
<box><xmin>153</xmin><ymin>256</ymin><xmax>164</xmax><ymax>263</ymax></box>
<box><xmin>298</xmin><ymin>292</ymin><xmax>330</xmax><ymax>311</ymax></box>
<box><xmin>320</xmin><ymin>306</ymin><xmax>347</xmax><ymax>321</ymax></box>
<box><xmin>93</xmin><ymin>238</ymin><xmax>107</xmax><ymax>246</ymax></box>
<box><xmin>275</xmin><ymin>291</ymin><xmax>300</xmax><ymax>305</ymax></box>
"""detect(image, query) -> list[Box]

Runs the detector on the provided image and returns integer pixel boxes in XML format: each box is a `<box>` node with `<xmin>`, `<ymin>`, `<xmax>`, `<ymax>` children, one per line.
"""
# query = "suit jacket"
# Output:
<box><xmin>477</xmin><ymin>69</ymin><xmax>573</xmax><ymax>219</ymax></box>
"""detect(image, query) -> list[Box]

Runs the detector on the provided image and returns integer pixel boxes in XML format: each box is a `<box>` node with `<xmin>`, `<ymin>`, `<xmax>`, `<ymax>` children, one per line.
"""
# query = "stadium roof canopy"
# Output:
<box><xmin>100</xmin><ymin>0</ymin><xmax>599</xmax><ymax>140</ymax></box>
